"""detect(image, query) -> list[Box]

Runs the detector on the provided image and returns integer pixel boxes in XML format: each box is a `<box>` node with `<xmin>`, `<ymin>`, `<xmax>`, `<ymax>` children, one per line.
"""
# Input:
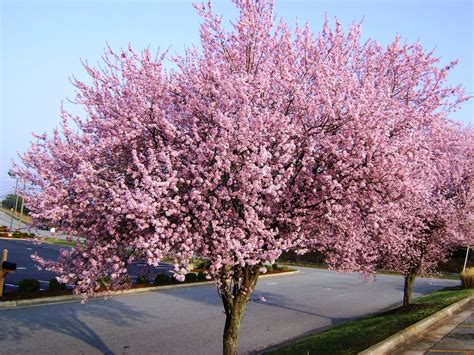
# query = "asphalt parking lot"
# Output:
<box><xmin>0</xmin><ymin>266</ymin><xmax>458</xmax><ymax>354</ymax></box>
<box><xmin>0</xmin><ymin>238</ymin><xmax>173</xmax><ymax>292</ymax></box>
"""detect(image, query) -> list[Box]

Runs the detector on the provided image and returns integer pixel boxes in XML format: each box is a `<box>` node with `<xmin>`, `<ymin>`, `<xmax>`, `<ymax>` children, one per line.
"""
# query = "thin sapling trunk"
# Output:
<box><xmin>403</xmin><ymin>266</ymin><xmax>418</xmax><ymax>306</ymax></box>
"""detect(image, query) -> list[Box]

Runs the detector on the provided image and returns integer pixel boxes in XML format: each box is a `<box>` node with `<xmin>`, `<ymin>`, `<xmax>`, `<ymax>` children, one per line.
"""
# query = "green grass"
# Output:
<box><xmin>277</xmin><ymin>261</ymin><xmax>328</xmax><ymax>269</ymax></box>
<box><xmin>264</xmin><ymin>287</ymin><xmax>473</xmax><ymax>355</ymax></box>
<box><xmin>43</xmin><ymin>237</ymin><xmax>77</xmax><ymax>247</ymax></box>
<box><xmin>277</xmin><ymin>260</ymin><xmax>460</xmax><ymax>280</ymax></box>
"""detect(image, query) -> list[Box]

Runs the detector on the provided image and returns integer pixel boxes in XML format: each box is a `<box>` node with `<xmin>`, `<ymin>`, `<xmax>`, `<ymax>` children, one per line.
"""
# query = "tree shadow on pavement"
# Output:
<box><xmin>0</xmin><ymin>298</ymin><xmax>152</xmax><ymax>354</ymax></box>
<box><xmin>166</xmin><ymin>282</ymin><xmax>350</xmax><ymax>324</ymax></box>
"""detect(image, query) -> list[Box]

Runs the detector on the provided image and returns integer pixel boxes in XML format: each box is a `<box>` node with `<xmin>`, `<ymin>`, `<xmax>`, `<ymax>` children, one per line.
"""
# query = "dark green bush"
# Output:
<box><xmin>197</xmin><ymin>272</ymin><xmax>207</xmax><ymax>282</ymax></box>
<box><xmin>272</xmin><ymin>263</ymin><xmax>279</xmax><ymax>270</ymax></box>
<box><xmin>97</xmin><ymin>275</ymin><xmax>112</xmax><ymax>288</ymax></box>
<box><xmin>154</xmin><ymin>273</ymin><xmax>171</xmax><ymax>285</ymax></box>
<box><xmin>18</xmin><ymin>279</ymin><xmax>40</xmax><ymax>292</ymax></box>
<box><xmin>135</xmin><ymin>276</ymin><xmax>150</xmax><ymax>285</ymax></box>
<box><xmin>11</xmin><ymin>231</ymin><xmax>30</xmax><ymax>239</ymax></box>
<box><xmin>49</xmin><ymin>278</ymin><xmax>66</xmax><ymax>290</ymax></box>
<box><xmin>264</xmin><ymin>265</ymin><xmax>273</xmax><ymax>273</ymax></box>
<box><xmin>194</xmin><ymin>259</ymin><xmax>211</xmax><ymax>270</ymax></box>
<box><xmin>185</xmin><ymin>273</ymin><xmax>198</xmax><ymax>283</ymax></box>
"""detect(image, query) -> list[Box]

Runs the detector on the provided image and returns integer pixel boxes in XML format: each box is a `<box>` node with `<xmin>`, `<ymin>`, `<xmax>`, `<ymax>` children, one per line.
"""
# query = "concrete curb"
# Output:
<box><xmin>0</xmin><ymin>270</ymin><xmax>300</xmax><ymax>310</ymax></box>
<box><xmin>0</xmin><ymin>236</ymin><xmax>30</xmax><ymax>241</ymax></box>
<box><xmin>358</xmin><ymin>295</ymin><xmax>474</xmax><ymax>355</ymax></box>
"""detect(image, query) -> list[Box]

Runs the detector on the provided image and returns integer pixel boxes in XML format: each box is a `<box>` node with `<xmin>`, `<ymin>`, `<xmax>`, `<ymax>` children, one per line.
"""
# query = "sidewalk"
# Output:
<box><xmin>398</xmin><ymin>301</ymin><xmax>474</xmax><ymax>354</ymax></box>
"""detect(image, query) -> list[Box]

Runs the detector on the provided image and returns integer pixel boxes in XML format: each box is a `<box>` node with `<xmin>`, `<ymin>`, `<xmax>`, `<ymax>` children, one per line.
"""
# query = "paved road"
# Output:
<box><xmin>0</xmin><ymin>209</ymin><xmax>30</xmax><ymax>231</ymax></box>
<box><xmin>0</xmin><ymin>267</ymin><xmax>458</xmax><ymax>354</ymax></box>
<box><xmin>0</xmin><ymin>209</ymin><xmax>58</xmax><ymax>238</ymax></box>
<box><xmin>0</xmin><ymin>239</ymin><xmax>173</xmax><ymax>292</ymax></box>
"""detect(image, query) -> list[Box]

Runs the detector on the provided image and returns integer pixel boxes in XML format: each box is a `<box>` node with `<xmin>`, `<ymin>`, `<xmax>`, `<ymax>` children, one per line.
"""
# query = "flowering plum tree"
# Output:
<box><xmin>380</xmin><ymin>126</ymin><xmax>473</xmax><ymax>306</ymax></box>
<box><xmin>15</xmin><ymin>0</ymin><xmax>468</xmax><ymax>353</ymax></box>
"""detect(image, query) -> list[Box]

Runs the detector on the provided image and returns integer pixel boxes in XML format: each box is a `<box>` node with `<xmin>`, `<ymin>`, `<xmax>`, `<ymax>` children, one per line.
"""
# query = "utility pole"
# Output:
<box><xmin>18</xmin><ymin>182</ymin><xmax>26</xmax><ymax>230</ymax></box>
<box><xmin>463</xmin><ymin>246</ymin><xmax>470</xmax><ymax>273</ymax></box>
<box><xmin>9</xmin><ymin>177</ymin><xmax>19</xmax><ymax>230</ymax></box>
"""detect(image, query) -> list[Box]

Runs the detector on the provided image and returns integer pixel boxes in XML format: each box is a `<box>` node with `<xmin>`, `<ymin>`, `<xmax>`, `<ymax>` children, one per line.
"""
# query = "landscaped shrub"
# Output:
<box><xmin>154</xmin><ymin>273</ymin><xmax>171</xmax><ymax>285</ymax></box>
<box><xmin>18</xmin><ymin>279</ymin><xmax>40</xmax><ymax>292</ymax></box>
<box><xmin>461</xmin><ymin>268</ymin><xmax>474</xmax><ymax>289</ymax></box>
<box><xmin>197</xmin><ymin>272</ymin><xmax>207</xmax><ymax>282</ymax></box>
<box><xmin>49</xmin><ymin>278</ymin><xmax>66</xmax><ymax>290</ymax></box>
<box><xmin>272</xmin><ymin>263</ymin><xmax>279</xmax><ymax>270</ymax></box>
<box><xmin>135</xmin><ymin>276</ymin><xmax>150</xmax><ymax>285</ymax></box>
<box><xmin>119</xmin><ymin>276</ymin><xmax>132</xmax><ymax>286</ymax></box>
<box><xmin>11</xmin><ymin>231</ymin><xmax>30</xmax><ymax>238</ymax></box>
<box><xmin>194</xmin><ymin>259</ymin><xmax>211</xmax><ymax>270</ymax></box>
<box><xmin>0</xmin><ymin>226</ymin><xmax>8</xmax><ymax>232</ymax></box>
<box><xmin>185</xmin><ymin>272</ymin><xmax>198</xmax><ymax>283</ymax></box>
<box><xmin>263</xmin><ymin>265</ymin><xmax>273</xmax><ymax>273</ymax></box>
<box><xmin>97</xmin><ymin>275</ymin><xmax>112</xmax><ymax>288</ymax></box>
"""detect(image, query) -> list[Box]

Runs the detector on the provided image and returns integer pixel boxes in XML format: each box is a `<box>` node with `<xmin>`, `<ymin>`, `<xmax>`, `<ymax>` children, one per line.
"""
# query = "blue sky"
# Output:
<box><xmin>1</xmin><ymin>0</ymin><xmax>473</xmax><ymax>196</ymax></box>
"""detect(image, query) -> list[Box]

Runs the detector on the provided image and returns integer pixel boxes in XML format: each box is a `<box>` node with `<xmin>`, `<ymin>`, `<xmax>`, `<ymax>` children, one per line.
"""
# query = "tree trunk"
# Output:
<box><xmin>223</xmin><ymin>294</ymin><xmax>246</xmax><ymax>355</ymax></box>
<box><xmin>220</xmin><ymin>265</ymin><xmax>260</xmax><ymax>355</ymax></box>
<box><xmin>403</xmin><ymin>268</ymin><xmax>417</xmax><ymax>307</ymax></box>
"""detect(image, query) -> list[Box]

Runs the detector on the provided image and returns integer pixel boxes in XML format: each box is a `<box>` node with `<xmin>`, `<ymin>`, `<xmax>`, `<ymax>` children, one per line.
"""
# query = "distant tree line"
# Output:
<box><xmin>1</xmin><ymin>194</ymin><xmax>30</xmax><ymax>215</ymax></box>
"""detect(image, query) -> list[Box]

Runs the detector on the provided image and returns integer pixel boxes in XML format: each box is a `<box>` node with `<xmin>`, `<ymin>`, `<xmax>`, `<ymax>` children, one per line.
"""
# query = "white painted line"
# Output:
<box><xmin>5</xmin><ymin>284</ymin><xmax>19</xmax><ymax>288</ymax></box>
<box><xmin>16</xmin><ymin>267</ymin><xmax>26</xmax><ymax>270</ymax></box>
<box><xmin>39</xmin><ymin>280</ymin><xmax>50</xmax><ymax>284</ymax></box>
<box><xmin>39</xmin><ymin>288</ymin><xmax>45</xmax><ymax>291</ymax></box>
<box><xmin>26</xmin><ymin>247</ymin><xmax>33</xmax><ymax>250</ymax></box>
<box><xmin>337</xmin><ymin>293</ymin><xmax>351</xmax><ymax>297</ymax></box>
<box><xmin>267</xmin><ymin>282</ymin><xmax>278</xmax><ymax>285</ymax></box>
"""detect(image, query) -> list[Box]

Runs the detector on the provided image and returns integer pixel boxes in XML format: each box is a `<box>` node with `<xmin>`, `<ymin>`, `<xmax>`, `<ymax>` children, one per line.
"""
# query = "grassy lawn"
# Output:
<box><xmin>265</xmin><ymin>287</ymin><xmax>473</xmax><ymax>355</ymax></box>
<box><xmin>277</xmin><ymin>260</ymin><xmax>460</xmax><ymax>280</ymax></box>
<box><xmin>42</xmin><ymin>237</ymin><xmax>78</xmax><ymax>247</ymax></box>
